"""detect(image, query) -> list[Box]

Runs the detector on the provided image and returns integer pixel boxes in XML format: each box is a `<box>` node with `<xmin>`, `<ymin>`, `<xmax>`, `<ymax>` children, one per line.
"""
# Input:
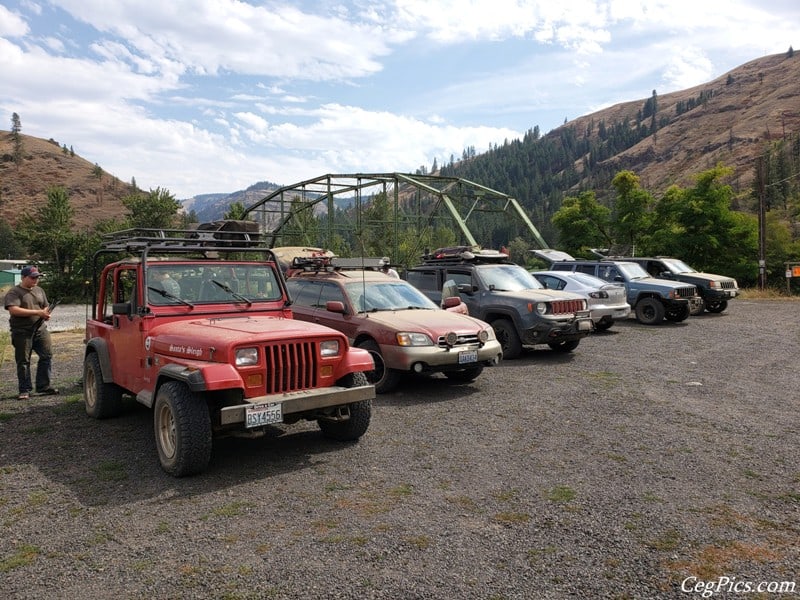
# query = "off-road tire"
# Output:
<box><xmin>83</xmin><ymin>352</ymin><xmax>123</xmax><ymax>419</ymax></box>
<box><xmin>444</xmin><ymin>365</ymin><xmax>484</xmax><ymax>382</ymax></box>
<box><xmin>154</xmin><ymin>381</ymin><xmax>212</xmax><ymax>477</ymax></box>
<box><xmin>706</xmin><ymin>300</ymin><xmax>728</xmax><ymax>313</ymax></box>
<box><xmin>357</xmin><ymin>339</ymin><xmax>401</xmax><ymax>394</ymax></box>
<box><xmin>548</xmin><ymin>339</ymin><xmax>580</xmax><ymax>353</ymax></box>
<box><xmin>635</xmin><ymin>298</ymin><xmax>665</xmax><ymax>325</ymax></box>
<box><xmin>492</xmin><ymin>318</ymin><xmax>522</xmax><ymax>359</ymax></box>
<box><xmin>318</xmin><ymin>371</ymin><xmax>372</xmax><ymax>441</ymax></box>
<box><xmin>665</xmin><ymin>304</ymin><xmax>690</xmax><ymax>322</ymax></box>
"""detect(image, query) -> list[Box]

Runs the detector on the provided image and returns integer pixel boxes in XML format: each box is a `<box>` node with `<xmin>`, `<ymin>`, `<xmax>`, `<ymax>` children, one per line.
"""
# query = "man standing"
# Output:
<box><xmin>3</xmin><ymin>266</ymin><xmax>57</xmax><ymax>400</ymax></box>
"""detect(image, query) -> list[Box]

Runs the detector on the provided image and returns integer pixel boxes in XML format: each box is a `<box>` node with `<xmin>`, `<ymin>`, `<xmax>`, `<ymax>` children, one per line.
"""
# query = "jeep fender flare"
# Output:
<box><xmin>481</xmin><ymin>309</ymin><xmax>521</xmax><ymax>329</ymax></box>
<box><xmin>84</xmin><ymin>338</ymin><xmax>114</xmax><ymax>384</ymax></box>
<box><xmin>156</xmin><ymin>362</ymin><xmax>243</xmax><ymax>394</ymax></box>
<box><xmin>632</xmin><ymin>292</ymin><xmax>663</xmax><ymax>307</ymax></box>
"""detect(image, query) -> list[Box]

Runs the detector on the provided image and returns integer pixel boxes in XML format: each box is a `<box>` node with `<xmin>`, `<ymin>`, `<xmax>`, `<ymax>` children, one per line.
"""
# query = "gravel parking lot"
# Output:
<box><xmin>1</xmin><ymin>299</ymin><xmax>799</xmax><ymax>599</ymax></box>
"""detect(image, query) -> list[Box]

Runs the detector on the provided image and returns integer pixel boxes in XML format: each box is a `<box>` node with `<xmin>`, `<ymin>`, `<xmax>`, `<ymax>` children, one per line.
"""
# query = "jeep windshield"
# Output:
<box><xmin>659</xmin><ymin>258</ymin><xmax>696</xmax><ymax>274</ymax></box>
<box><xmin>147</xmin><ymin>263</ymin><xmax>283</xmax><ymax>305</ymax></box>
<box><xmin>344</xmin><ymin>280</ymin><xmax>438</xmax><ymax>312</ymax></box>
<box><xmin>617</xmin><ymin>263</ymin><xmax>651</xmax><ymax>280</ymax></box>
<box><xmin>477</xmin><ymin>264</ymin><xmax>545</xmax><ymax>291</ymax></box>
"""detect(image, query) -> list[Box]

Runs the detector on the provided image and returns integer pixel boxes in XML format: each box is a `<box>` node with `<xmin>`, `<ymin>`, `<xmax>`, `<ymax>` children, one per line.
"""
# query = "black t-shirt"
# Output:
<box><xmin>4</xmin><ymin>284</ymin><xmax>49</xmax><ymax>330</ymax></box>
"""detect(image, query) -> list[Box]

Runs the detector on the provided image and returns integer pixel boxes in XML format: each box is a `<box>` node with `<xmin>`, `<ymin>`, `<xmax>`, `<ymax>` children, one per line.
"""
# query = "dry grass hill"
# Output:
<box><xmin>0</xmin><ymin>134</ymin><xmax>134</xmax><ymax>230</ymax></box>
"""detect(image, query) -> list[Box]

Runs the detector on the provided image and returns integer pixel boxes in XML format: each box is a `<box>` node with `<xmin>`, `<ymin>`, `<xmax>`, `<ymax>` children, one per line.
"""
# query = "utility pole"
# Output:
<box><xmin>756</xmin><ymin>155</ymin><xmax>767</xmax><ymax>290</ymax></box>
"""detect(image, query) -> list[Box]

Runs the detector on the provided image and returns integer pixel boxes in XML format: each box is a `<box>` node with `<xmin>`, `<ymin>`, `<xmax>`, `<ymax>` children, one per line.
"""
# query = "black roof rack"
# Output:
<box><xmin>289</xmin><ymin>255</ymin><xmax>391</xmax><ymax>273</ymax></box>
<box><xmin>99</xmin><ymin>220</ymin><xmax>264</xmax><ymax>254</ymax></box>
<box><xmin>420</xmin><ymin>246</ymin><xmax>509</xmax><ymax>265</ymax></box>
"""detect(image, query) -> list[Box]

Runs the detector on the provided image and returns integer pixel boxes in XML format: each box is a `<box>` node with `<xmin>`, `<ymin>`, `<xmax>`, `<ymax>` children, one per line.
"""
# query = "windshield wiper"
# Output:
<box><xmin>147</xmin><ymin>286</ymin><xmax>195</xmax><ymax>308</ymax></box>
<box><xmin>211</xmin><ymin>280</ymin><xmax>252</xmax><ymax>306</ymax></box>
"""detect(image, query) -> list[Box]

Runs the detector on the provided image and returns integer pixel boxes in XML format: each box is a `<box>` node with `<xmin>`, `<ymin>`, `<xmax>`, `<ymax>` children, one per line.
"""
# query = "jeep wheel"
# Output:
<box><xmin>318</xmin><ymin>372</ymin><xmax>372</xmax><ymax>441</ymax></box>
<box><xmin>665</xmin><ymin>304</ymin><xmax>690</xmax><ymax>322</ymax></box>
<box><xmin>706</xmin><ymin>300</ymin><xmax>728</xmax><ymax>313</ymax></box>
<box><xmin>444</xmin><ymin>365</ymin><xmax>484</xmax><ymax>382</ymax></box>
<box><xmin>154</xmin><ymin>381</ymin><xmax>212</xmax><ymax>477</ymax></box>
<box><xmin>83</xmin><ymin>352</ymin><xmax>123</xmax><ymax>419</ymax></box>
<box><xmin>548</xmin><ymin>339</ymin><xmax>580</xmax><ymax>353</ymax></box>
<box><xmin>492</xmin><ymin>318</ymin><xmax>522</xmax><ymax>359</ymax></box>
<box><xmin>635</xmin><ymin>298</ymin><xmax>665</xmax><ymax>325</ymax></box>
<box><xmin>357</xmin><ymin>339</ymin><xmax>401</xmax><ymax>394</ymax></box>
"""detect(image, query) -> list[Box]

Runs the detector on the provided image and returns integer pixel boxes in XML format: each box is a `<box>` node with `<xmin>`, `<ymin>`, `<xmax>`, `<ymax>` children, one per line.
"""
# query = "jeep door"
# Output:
<box><xmin>108</xmin><ymin>266</ymin><xmax>148</xmax><ymax>393</ymax></box>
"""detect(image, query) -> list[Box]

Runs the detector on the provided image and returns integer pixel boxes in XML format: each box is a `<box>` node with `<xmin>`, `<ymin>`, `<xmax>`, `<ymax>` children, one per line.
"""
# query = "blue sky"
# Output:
<box><xmin>1</xmin><ymin>1</ymin><xmax>798</xmax><ymax>200</ymax></box>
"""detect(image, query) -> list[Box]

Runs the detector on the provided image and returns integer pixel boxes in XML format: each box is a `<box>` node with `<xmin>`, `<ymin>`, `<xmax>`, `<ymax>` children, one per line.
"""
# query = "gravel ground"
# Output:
<box><xmin>1</xmin><ymin>299</ymin><xmax>799</xmax><ymax>599</ymax></box>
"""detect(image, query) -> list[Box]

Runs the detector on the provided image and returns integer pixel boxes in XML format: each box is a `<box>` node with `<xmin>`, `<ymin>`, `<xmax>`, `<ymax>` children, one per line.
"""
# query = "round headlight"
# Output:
<box><xmin>536</xmin><ymin>302</ymin><xmax>547</xmax><ymax>315</ymax></box>
<box><xmin>478</xmin><ymin>329</ymin><xmax>489</xmax><ymax>343</ymax></box>
<box><xmin>445</xmin><ymin>331</ymin><xmax>459</xmax><ymax>346</ymax></box>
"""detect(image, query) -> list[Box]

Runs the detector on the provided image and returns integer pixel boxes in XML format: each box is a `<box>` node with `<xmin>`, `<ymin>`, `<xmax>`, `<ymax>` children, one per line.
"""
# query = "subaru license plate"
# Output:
<box><xmin>245</xmin><ymin>402</ymin><xmax>282</xmax><ymax>428</ymax></box>
<box><xmin>458</xmin><ymin>350</ymin><xmax>478</xmax><ymax>364</ymax></box>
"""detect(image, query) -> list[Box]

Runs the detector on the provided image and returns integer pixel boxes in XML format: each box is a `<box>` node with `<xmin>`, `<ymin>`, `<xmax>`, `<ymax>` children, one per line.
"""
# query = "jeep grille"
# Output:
<box><xmin>264</xmin><ymin>342</ymin><xmax>318</xmax><ymax>394</ymax></box>
<box><xmin>550</xmin><ymin>299</ymin><xmax>585</xmax><ymax>315</ymax></box>
<box><xmin>437</xmin><ymin>333</ymin><xmax>480</xmax><ymax>347</ymax></box>
<box><xmin>721</xmin><ymin>280</ymin><xmax>737</xmax><ymax>290</ymax></box>
<box><xmin>676</xmin><ymin>286</ymin><xmax>697</xmax><ymax>298</ymax></box>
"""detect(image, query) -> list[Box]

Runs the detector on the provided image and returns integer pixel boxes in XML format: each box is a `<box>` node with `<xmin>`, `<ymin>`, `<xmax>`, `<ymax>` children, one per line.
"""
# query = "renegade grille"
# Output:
<box><xmin>721</xmin><ymin>280</ymin><xmax>737</xmax><ymax>290</ymax></box>
<box><xmin>550</xmin><ymin>299</ymin><xmax>585</xmax><ymax>315</ymax></box>
<box><xmin>676</xmin><ymin>286</ymin><xmax>697</xmax><ymax>298</ymax></box>
<box><xmin>437</xmin><ymin>333</ymin><xmax>480</xmax><ymax>347</ymax></box>
<box><xmin>264</xmin><ymin>342</ymin><xmax>318</xmax><ymax>394</ymax></box>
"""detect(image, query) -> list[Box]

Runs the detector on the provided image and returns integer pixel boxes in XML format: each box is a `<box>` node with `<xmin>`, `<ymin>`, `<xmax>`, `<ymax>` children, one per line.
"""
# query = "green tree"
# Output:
<box><xmin>11</xmin><ymin>112</ymin><xmax>23</xmax><ymax>165</ymax></box>
<box><xmin>551</xmin><ymin>191</ymin><xmax>613</xmax><ymax>257</ymax></box>
<box><xmin>223</xmin><ymin>201</ymin><xmax>248</xmax><ymax>220</ymax></box>
<box><xmin>122</xmin><ymin>187</ymin><xmax>181</xmax><ymax>229</ymax></box>
<box><xmin>15</xmin><ymin>186</ymin><xmax>86</xmax><ymax>298</ymax></box>
<box><xmin>0</xmin><ymin>219</ymin><xmax>24</xmax><ymax>258</ymax></box>
<box><xmin>279</xmin><ymin>196</ymin><xmax>319</xmax><ymax>246</ymax></box>
<box><xmin>610</xmin><ymin>170</ymin><xmax>653</xmax><ymax>253</ymax></box>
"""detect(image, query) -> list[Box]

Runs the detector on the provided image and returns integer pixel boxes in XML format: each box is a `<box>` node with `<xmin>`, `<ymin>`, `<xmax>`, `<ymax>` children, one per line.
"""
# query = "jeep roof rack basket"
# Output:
<box><xmin>99</xmin><ymin>220</ymin><xmax>265</xmax><ymax>255</ymax></box>
<box><xmin>421</xmin><ymin>246</ymin><xmax>509</xmax><ymax>265</ymax></box>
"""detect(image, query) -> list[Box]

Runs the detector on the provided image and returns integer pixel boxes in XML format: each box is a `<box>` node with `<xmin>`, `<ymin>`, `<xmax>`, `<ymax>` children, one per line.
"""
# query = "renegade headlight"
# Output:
<box><xmin>320</xmin><ymin>340</ymin><xmax>340</xmax><ymax>357</ymax></box>
<box><xmin>396</xmin><ymin>332</ymin><xmax>434</xmax><ymax>346</ymax></box>
<box><xmin>235</xmin><ymin>347</ymin><xmax>259</xmax><ymax>366</ymax></box>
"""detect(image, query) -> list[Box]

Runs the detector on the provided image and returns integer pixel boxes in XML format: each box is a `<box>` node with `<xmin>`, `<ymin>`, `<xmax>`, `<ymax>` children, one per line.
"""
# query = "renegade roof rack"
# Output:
<box><xmin>421</xmin><ymin>246</ymin><xmax>509</xmax><ymax>264</ymax></box>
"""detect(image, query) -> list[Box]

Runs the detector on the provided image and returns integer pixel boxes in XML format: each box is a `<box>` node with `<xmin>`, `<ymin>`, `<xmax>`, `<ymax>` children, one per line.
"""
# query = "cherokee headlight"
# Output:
<box><xmin>396</xmin><ymin>332</ymin><xmax>434</xmax><ymax>346</ymax></box>
<box><xmin>320</xmin><ymin>340</ymin><xmax>340</xmax><ymax>357</ymax></box>
<box><xmin>235</xmin><ymin>347</ymin><xmax>259</xmax><ymax>366</ymax></box>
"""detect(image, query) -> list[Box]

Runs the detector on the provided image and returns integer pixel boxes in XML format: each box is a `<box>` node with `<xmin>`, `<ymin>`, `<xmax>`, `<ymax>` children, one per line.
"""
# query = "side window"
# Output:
<box><xmin>539</xmin><ymin>275</ymin><xmax>565</xmax><ymax>290</ymax></box>
<box><xmin>406</xmin><ymin>270</ymin><xmax>437</xmax><ymax>291</ymax></box>
<box><xmin>318</xmin><ymin>282</ymin><xmax>345</xmax><ymax>308</ymax></box>
<box><xmin>598</xmin><ymin>266</ymin><xmax>619</xmax><ymax>282</ymax></box>
<box><xmin>576</xmin><ymin>264</ymin><xmax>595</xmax><ymax>275</ymax></box>
<box><xmin>288</xmin><ymin>280</ymin><xmax>322</xmax><ymax>308</ymax></box>
<box><xmin>445</xmin><ymin>270</ymin><xmax>472</xmax><ymax>288</ymax></box>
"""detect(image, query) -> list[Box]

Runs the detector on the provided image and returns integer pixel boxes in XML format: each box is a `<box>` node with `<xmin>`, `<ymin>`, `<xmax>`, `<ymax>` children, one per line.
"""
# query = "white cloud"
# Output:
<box><xmin>0</xmin><ymin>4</ymin><xmax>29</xmax><ymax>36</ymax></box>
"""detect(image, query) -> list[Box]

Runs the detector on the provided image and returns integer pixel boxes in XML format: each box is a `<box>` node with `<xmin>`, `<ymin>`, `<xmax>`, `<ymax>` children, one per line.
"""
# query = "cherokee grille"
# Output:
<box><xmin>676</xmin><ymin>286</ymin><xmax>697</xmax><ymax>298</ymax></box>
<box><xmin>550</xmin><ymin>299</ymin><xmax>585</xmax><ymax>315</ymax></box>
<box><xmin>437</xmin><ymin>333</ymin><xmax>480</xmax><ymax>347</ymax></box>
<box><xmin>721</xmin><ymin>280</ymin><xmax>737</xmax><ymax>290</ymax></box>
<box><xmin>264</xmin><ymin>342</ymin><xmax>318</xmax><ymax>394</ymax></box>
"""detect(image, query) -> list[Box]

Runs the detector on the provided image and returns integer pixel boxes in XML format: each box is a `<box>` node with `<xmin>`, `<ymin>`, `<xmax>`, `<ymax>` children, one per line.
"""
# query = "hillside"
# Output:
<box><xmin>565</xmin><ymin>51</ymin><xmax>799</xmax><ymax>194</ymax></box>
<box><xmin>0</xmin><ymin>133</ymin><xmax>134</xmax><ymax>230</ymax></box>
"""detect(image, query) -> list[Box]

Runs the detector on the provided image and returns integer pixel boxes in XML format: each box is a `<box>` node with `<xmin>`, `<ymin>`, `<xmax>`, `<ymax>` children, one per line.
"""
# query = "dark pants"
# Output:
<box><xmin>11</xmin><ymin>327</ymin><xmax>53</xmax><ymax>394</ymax></box>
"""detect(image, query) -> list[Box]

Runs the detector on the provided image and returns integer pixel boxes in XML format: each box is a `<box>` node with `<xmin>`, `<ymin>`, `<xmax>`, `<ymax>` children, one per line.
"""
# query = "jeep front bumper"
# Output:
<box><xmin>219</xmin><ymin>384</ymin><xmax>375</xmax><ymax>426</ymax></box>
<box><xmin>521</xmin><ymin>314</ymin><xmax>593</xmax><ymax>346</ymax></box>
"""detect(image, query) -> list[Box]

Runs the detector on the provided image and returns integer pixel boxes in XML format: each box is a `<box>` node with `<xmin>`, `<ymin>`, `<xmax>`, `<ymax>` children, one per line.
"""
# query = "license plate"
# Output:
<box><xmin>245</xmin><ymin>402</ymin><xmax>282</xmax><ymax>428</ymax></box>
<box><xmin>458</xmin><ymin>350</ymin><xmax>478</xmax><ymax>364</ymax></box>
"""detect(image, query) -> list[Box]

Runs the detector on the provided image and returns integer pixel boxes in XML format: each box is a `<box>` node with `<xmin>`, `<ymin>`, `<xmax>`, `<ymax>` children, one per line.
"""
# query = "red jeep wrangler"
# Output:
<box><xmin>82</xmin><ymin>222</ymin><xmax>375</xmax><ymax>476</ymax></box>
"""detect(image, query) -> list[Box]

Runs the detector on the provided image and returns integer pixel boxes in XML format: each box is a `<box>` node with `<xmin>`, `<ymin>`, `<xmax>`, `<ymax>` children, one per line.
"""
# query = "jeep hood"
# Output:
<box><xmin>147</xmin><ymin>316</ymin><xmax>344</xmax><ymax>360</ymax></box>
<box><xmin>482</xmin><ymin>288</ymin><xmax>587</xmax><ymax>302</ymax></box>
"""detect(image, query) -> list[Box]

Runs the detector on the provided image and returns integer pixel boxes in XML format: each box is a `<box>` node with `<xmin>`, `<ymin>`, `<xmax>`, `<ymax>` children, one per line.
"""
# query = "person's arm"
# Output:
<box><xmin>7</xmin><ymin>305</ymin><xmax>51</xmax><ymax>320</ymax></box>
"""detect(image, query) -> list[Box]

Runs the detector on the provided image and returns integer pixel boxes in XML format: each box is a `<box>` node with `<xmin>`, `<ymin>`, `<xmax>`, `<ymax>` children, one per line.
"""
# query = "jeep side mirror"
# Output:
<box><xmin>326</xmin><ymin>300</ymin><xmax>346</xmax><ymax>314</ymax></box>
<box><xmin>457</xmin><ymin>283</ymin><xmax>475</xmax><ymax>295</ymax></box>
<box><xmin>112</xmin><ymin>302</ymin><xmax>132</xmax><ymax>317</ymax></box>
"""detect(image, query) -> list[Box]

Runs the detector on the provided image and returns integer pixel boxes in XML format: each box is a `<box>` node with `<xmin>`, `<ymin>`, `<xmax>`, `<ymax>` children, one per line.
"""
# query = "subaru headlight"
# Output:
<box><xmin>235</xmin><ymin>347</ymin><xmax>259</xmax><ymax>366</ymax></box>
<box><xmin>320</xmin><ymin>340</ymin><xmax>340</xmax><ymax>357</ymax></box>
<box><xmin>478</xmin><ymin>329</ymin><xmax>490</xmax><ymax>343</ymax></box>
<box><xmin>396</xmin><ymin>332</ymin><xmax>434</xmax><ymax>346</ymax></box>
